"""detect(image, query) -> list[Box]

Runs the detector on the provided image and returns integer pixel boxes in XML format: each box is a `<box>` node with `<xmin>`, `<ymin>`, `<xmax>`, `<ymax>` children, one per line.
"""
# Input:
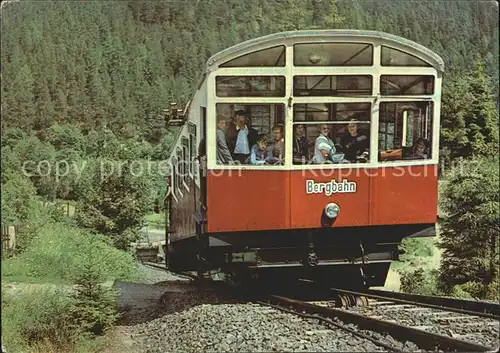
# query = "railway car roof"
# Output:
<box><xmin>206</xmin><ymin>29</ymin><xmax>445</xmax><ymax>73</ymax></box>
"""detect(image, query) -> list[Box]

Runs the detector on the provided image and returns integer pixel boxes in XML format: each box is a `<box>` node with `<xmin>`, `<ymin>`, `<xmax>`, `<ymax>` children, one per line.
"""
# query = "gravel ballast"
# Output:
<box><xmin>116</xmin><ymin>266</ymin><xmax>393</xmax><ymax>352</ymax></box>
<box><xmin>345</xmin><ymin>304</ymin><xmax>499</xmax><ymax>349</ymax></box>
<box><xmin>116</xmin><ymin>265</ymin><xmax>495</xmax><ymax>352</ymax></box>
<box><xmin>132</xmin><ymin>302</ymin><xmax>389</xmax><ymax>353</ymax></box>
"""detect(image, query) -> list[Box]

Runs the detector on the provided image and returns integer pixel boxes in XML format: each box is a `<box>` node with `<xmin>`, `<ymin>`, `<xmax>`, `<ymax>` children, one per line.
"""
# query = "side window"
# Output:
<box><xmin>175</xmin><ymin>147</ymin><xmax>183</xmax><ymax>191</ymax></box>
<box><xmin>216</xmin><ymin>76</ymin><xmax>285</xmax><ymax>97</ymax></box>
<box><xmin>188</xmin><ymin>123</ymin><xmax>197</xmax><ymax>176</ymax></box>
<box><xmin>378</xmin><ymin>102</ymin><xmax>433</xmax><ymax>162</ymax></box>
<box><xmin>181</xmin><ymin>137</ymin><xmax>189</xmax><ymax>185</ymax></box>
<box><xmin>293</xmin><ymin>103</ymin><xmax>371</xmax><ymax>164</ymax></box>
<box><xmin>215</xmin><ymin>103</ymin><xmax>286</xmax><ymax>166</ymax></box>
<box><xmin>171</xmin><ymin>158</ymin><xmax>177</xmax><ymax>198</ymax></box>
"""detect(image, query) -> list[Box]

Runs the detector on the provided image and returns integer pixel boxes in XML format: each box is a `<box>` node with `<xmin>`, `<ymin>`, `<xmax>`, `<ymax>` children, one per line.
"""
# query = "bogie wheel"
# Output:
<box><xmin>356</xmin><ymin>295</ymin><xmax>369</xmax><ymax>307</ymax></box>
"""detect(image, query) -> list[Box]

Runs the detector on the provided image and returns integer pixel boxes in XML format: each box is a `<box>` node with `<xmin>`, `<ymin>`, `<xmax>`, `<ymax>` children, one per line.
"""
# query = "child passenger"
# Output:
<box><xmin>248</xmin><ymin>134</ymin><xmax>270</xmax><ymax>165</ymax></box>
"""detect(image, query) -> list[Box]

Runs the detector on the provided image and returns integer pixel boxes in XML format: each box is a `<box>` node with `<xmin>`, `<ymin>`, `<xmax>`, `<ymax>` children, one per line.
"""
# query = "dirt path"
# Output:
<box><xmin>98</xmin><ymin>326</ymin><xmax>144</xmax><ymax>353</ymax></box>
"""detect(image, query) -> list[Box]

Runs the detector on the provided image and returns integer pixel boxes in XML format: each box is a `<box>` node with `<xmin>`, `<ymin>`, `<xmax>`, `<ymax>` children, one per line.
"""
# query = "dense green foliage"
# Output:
<box><xmin>440</xmin><ymin>58</ymin><xmax>499</xmax><ymax>163</ymax></box>
<box><xmin>2</xmin><ymin>221</ymin><xmax>140</xmax><ymax>283</ymax></box>
<box><xmin>1</xmin><ymin>0</ymin><xmax>498</xmax><ymax>137</ymax></box>
<box><xmin>400</xmin><ymin>267</ymin><xmax>441</xmax><ymax>296</ymax></box>
<box><xmin>438</xmin><ymin>157</ymin><xmax>499</xmax><ymax>299</ymax></box>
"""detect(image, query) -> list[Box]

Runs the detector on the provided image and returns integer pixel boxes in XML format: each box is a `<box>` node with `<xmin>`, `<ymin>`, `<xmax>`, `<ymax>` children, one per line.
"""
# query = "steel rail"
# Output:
<box><xmin>258</xmin><ymin>299</ymin><xmax>405</xmax><ymax>352</ymax></box>
<box><xmin>330</xmin><ymin>287</ymin><xmax>500</xmax><ymax>320</ymax></box>
<box><xmin>267</xmin><ymin>295</ymin><xmax>495</xmax><ymax>352</ymax></box>
<box><xmin>368</xmin><ymin>288</ymin><xmax>500</xmax><ymax>318</ymax></box>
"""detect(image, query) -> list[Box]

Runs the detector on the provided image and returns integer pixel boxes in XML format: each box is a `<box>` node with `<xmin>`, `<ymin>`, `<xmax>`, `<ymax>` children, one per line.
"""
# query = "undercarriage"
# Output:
<box><xmin>166</xmin><ymin>223</ymin><xmax>435</xmax><ymax>289</ymax></box>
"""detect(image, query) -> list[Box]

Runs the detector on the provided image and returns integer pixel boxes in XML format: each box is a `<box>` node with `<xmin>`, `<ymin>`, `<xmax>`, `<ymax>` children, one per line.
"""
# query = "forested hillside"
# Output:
<box><xmin>1</xmin><ymin>0</ymin><xmax>498</xmax><ymax>141</ymax></box>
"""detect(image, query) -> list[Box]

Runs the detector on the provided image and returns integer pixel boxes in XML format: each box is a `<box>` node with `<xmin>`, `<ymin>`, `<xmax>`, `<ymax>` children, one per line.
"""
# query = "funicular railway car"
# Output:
<box><xmin>164</xmin><ymin>30</ymin><xmax>444</xmax><ymax>288</ymax></box>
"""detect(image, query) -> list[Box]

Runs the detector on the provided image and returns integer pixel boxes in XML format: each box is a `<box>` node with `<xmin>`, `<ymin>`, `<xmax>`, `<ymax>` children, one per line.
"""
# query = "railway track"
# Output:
<box><xmin>259</xmin><ymin>291</ymin><xmax>499</xmax><ymax>352</ymax></box>
<box><xmin>325</xmin><ymin>288</ymin><xmax>500</xmax><ymax>350</ymax></box>
<box><xmin>134</xmin><ymin>263</ymin><xmax>499</xmax><ymax>351</ymax></box>
<box><xmin>332</xmin><ymin>287</ymin><xmax>500</xmax><ymax>320</ymax></box>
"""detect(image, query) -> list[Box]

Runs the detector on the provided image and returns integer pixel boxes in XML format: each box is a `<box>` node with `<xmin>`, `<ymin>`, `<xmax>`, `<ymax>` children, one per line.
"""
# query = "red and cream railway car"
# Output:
<box><xmin>165</xmin><ymin>30</ymin><xmax>444</xmax><ymax>288</ymax></box>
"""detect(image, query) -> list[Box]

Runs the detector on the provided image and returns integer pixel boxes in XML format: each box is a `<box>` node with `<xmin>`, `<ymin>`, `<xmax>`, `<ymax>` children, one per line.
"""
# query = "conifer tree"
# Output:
<box><xmin>438</xmin><ymin>157</ymin><xmax>499</xmax><ymax>299</ymax></box>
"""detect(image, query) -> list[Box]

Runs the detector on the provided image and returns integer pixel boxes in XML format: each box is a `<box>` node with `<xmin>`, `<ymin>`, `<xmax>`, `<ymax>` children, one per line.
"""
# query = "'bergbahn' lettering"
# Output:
<box><xmin>306</xmin><ymin>179</ymin><xmax>357</xmax><ymax>196</ymax></box>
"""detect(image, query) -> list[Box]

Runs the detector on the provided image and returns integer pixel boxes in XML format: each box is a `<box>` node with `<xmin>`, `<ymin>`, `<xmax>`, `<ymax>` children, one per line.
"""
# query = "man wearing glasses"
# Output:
<box><xmin>314</xmin><ymin>124</ymin><xmax>335</xmax><ymax>164</ymax></box>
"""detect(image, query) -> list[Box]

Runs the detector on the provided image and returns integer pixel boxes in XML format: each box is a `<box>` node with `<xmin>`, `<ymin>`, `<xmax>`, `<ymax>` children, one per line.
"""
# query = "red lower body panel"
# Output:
<box><xmin>207</xmin><ymin>165</ymin><xmax>438</xmax><ymax>233</ymax></box>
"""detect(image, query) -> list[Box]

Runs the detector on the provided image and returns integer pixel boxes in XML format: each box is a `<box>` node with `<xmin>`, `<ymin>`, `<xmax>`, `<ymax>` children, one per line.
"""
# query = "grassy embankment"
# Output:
<box><xmin>1</xmin><ymin>220</ymin><xmax>143</xmax><ymax>353</ymax></box>
<box><xmin>142</xmin><ymin>212</ymin><xmax>166</xmax><ymax>230</ymax></box>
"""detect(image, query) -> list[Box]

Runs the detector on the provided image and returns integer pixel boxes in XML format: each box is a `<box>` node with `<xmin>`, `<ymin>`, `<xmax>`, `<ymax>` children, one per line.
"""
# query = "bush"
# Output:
<box><xmin>2</xmin><ymin>221</ymin><xmax>141</xmax><ymax>283</ymax></box>
<box><xmin>400</xmin><ymin>237</ymin><xmax>435</xmax><ymax>261</ymax></box>
<box><xmin>2</xmin><ymin>278</ymin><xmax>120</xmax><ymax>352</ymax></box>
<box><xmin>1</xmin><ymin>288</ymin><xmax>77</xmax><ymax>352</ymax></box>
<box><xmin>74</xmin><ymin>158</ymin><xmax>156</xmax><ymax>250</ymax></box>
<box><xmin>399</xmin><ymin>267</ymin><xmax>441</xmax><ymax>296</ymax></box>
<box><xmin>449</xmin><ymin>280</ymin><xmax>499</xmax><ymax>301</ymax></box>
<box><xmin>68</xmin><ymin>261</ymin><xmax>119</xmax><ymax>336</ymax></box>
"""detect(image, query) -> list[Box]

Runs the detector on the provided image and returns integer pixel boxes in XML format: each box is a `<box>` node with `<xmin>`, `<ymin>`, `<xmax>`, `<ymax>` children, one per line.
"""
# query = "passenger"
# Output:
<box><xmin>293</xmin><ymin>124</ymin><xmax>309</xmax><ymax>164</ymax></box>
<box><xmin>313</xmin><ymin>124</ymin><xmax>335</xmax><ymax>164</ymax></box>
<box><xmin>340</xmin><ymin>119</ymin><xmax>369</xmax><ymax>162</ymax></box>
<box><xmin>215</xmin><ymin>116</ymin><xmax>234</xmax><ymax>164</ymax></box>
<box><xmin>248</xmin><ymin>134</ymin><xmax>270</xmax><ymax>165</ymax></box>
<box><xmin>226</xmin><ymin>110</ymin><xmax>259</xmax><ymax>164</ymax></box>
<box><xmin>409</xmin><ymin>137</ymin><xmax>430</xmax><ymax>159</ymax></box>
<box><xmin>267</xmin><ymin>123</ymin><xmax>285</xmax><ymax>163</ymax></box>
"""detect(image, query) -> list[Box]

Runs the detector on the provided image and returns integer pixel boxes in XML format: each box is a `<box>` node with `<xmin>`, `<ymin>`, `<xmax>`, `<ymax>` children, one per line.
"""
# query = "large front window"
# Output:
<box><xmin>293</xmin><ymin>75</ymin><xmax>372</xmax><ymax>96</ymax></box>
<box><xmin>381</xmin><ymin>75</ymin><xmax>434</xmax><ymax>95</ymax></box>
<box><xmin>210</xmin><ymin>40</ymin><xmax>439</xmax><ymax>168</ymax></box>
<box><xmin>293</xmin><ymin>102</ymin><xmax>371</xmax><ymax>165</ymax></box>
<box><xmin>294</xmin><ymin>43</ymin><xmax>373</xmax><ymax>66</ymax></box>
<box><xmin>378</xmin><ymin>101</ymin><xmax>433</xmax><ymax>162</ymax></box>
<box><xmin>215</xmin><ymin>103</ymin><xmax>286</xmax><ymax>166</ymax></box>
